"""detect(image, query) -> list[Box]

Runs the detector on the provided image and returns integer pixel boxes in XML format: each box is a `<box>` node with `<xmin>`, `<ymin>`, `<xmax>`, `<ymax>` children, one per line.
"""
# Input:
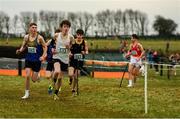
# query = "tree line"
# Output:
<box><xmin>0</xmin><ymin>9</ymin><xmax>178</xmax><ymax>38</ymax></box>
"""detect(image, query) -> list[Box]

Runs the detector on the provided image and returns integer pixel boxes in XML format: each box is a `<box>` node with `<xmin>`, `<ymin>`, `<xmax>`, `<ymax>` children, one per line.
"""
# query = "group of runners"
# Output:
<box><xmin>16</xmin><ymin>20</ymin><xmax>88</xmax><ymax>100</ymax></box>
<box><xmin>16</xmin><ymin>20</ymin><xmax>145</xmax><ymax>100</ymax></box>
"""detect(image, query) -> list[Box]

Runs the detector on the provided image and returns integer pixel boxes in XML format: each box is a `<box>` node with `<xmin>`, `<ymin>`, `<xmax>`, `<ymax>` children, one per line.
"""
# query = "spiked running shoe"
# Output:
<box><xmin>48</xmin><ymin>85</ymin><xmax>53</xmax><ymax>95</ymax></box>
<box><xmin>72</xmin><ymin>90</ymin><xmax>76</xmax><ymax>97</ymax></box>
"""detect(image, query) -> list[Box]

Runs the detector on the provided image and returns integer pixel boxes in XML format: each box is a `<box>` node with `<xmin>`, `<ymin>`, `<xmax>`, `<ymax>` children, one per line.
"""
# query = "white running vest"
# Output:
<box><xmin>53</xmin><ymin>33</ymin><xmax>72</xmax><ymax>64</ymax></box>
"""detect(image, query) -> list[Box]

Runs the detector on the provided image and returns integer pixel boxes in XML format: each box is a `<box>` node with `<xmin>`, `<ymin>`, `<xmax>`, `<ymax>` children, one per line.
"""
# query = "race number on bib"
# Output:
<box><xmin>74</xmin><ymin>53</ymin><xmax>83</xmax><ymax>60</ymax></box>
<box><xmin>28</xmin><ymin>47</ymin><xmax>36</xmax><ymax>53</ymax></box>
<box><xmin>131</xmin><ymin>50</ymin><xmax>137</xmax><ymax>55</ymax></box>
<box><xmin>58</xmin><ymin>47</ymin><xmax>67</xmax><ymax>53</ymax></box>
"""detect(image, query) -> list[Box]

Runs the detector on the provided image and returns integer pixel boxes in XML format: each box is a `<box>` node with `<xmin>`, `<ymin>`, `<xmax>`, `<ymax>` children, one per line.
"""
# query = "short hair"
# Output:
<box><xmin>29</xmin><ymin>22</ymin><xmax>37</xmax><ymax>27</ymax></box>
<box><xmin>76</xmin><ymin>29</ymin><xmax>84</xmax><ymax>35</ymax></box>
<box><xmin>132</xmin><ymin>34</ymin><xmax>139</xmax><ymax>39</ymax></box>
<box><xmin>55</xmin><ymin>29</ymin><xmax>61</xmax><ymax>33</ymax></box>
<box><xmin>60</xmin><ymin>20</ymin><xmax>71</xmax><ymax>28</ymax></box>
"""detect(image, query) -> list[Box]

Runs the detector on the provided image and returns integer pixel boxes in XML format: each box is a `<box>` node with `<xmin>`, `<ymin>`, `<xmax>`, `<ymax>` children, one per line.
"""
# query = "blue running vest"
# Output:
<box><xmin>25</xmin><ymin>34</ymin><xmax>43</xmax><ymax>62</ymax></box>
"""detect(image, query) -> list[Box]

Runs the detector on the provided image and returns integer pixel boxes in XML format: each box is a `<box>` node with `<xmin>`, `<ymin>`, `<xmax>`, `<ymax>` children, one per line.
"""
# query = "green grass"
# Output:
<box><xmin>0</xmin><ymin>38</ymin><xmax>22</xmax><ymax>47</ymax></box>
<box><xmin>87</xmin><ymin>39</ymin><xmax>180</xmax><ymax>52</ymax></box>
<box><xmin>1</xmin><ymin>38</ymin><xmax>180</xmax><ymax>53</ymax></box>
<box><xmin>0</xmin><ymin>72</ymin><xmax>180</xmax><ymax>118</ymax></box>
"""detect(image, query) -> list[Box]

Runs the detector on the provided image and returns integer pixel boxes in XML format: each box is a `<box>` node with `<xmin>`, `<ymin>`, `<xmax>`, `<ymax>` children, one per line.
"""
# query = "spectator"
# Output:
<box><xmin>153</xmin><ymin>50</ymin><xmax>160</xmax><ymax>74</ymax></box>
<box><xmin>146</xmin><ymin>49</ymin><xmax>153</xmax><ymax>68</ymax></box>
<box><xmin>169</xmin><ymin>52</ymin><xmax>180</xmax><ymax>76</ymax></box>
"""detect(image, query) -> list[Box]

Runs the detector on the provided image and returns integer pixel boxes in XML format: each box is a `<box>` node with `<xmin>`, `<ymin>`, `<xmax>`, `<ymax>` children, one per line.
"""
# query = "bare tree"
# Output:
<box><xmin>4</xmin><ymin>14</ymin><xmax>10</xmax><ymax>39</ymax></box>
<box><xmin>96</xmin><ymin>11</ymin><xmax>106</xmax><ymax>36</ymax></box>
<box><xmin>134</xmin><ymin>11</ymin><xmax>148</xmax><ymax>36</ymax></box>
<box><xmin>39</xmin><ymin>11</ymin><xmax>50</xmax><ymax>33</ymax></box>
<box><xmin>0</xmin><ymin>11</ymin><xmax>7</xmax><ymax>36</ymax></box>
<box><xmin>49</xmin><ymin>11</ymin><xmax>58</xmax><ymax>35</ymax></box>
<box><xmin>104</xmin><ymin>10</ymin><xmax>114</xmax><ymax>36</ymax></box>
<box><xmin>39</xmin><ymin>10</ymin><xmax>65</xmax><ymax>38</ymax></box>
<box><xmin>3</xmin><ymin>14</ymin><xmax>10</xmax><ymax>43</ymax></box>
<box><xmin>32</xmin><ymin>12</ymin><xmax>38</xmax><ymax>23</ymax></box>
<box><xmin>53</xmin><ymin>11</ymin><xmax>65</xmax><ymax>31</ymax></box>
<box><xmin>12</xmin><ymin>15</ymin><xmax>18</xmax><ymax>35</ymax></box>
<box><xmin>0</xmin><ymin>8</ymin><xmax>150</xmax><ymax>37</ymax></box>
<box><xmin>126</xmin><ymin>9</ymin><xmax>135</xmax><ymax>34</ymax></box>
<box><xmin>83</xmin><ymin>12</ymin><xmax>94</xmax><ymax>36</ymax></box>
<box><xmin>77</xmin><ymin>12</ymin><xmax>83</xmax><ymax>29</ymax></box>
<box><xmin>76</xmin><ymin>12</ymin><xmax>93</xmax><ymax>36</ymax></box>
<box><xmin>139</xmin><ymin>12</ymin><xmax>148</xmax><ymax>36</ymax></box>
<box><xmin>96</xmin><ymin>9</ymin><xmax>114</xmax><ymax>36</ymax></box>
<box><xmin>108</xmin><ymin>11</ymin><xmax>115</xmax><ymax>36</ymax></box>
<box><xmin>122</xmin><ymin>10</ymin><xmax>129</xmax><ymax>35</ymax></box>
<box><xmin>114</xmin><ymin>9</ymin><xmax>122</xmax><ymax>36</ymax></box>
<box><xmin>134</xmin><ymin>11</ymin><xmax>141</xmax><ymax>35</ymax></box>
<box><xmin>67</xmin><ymin>12</ymin><xmax>79</xmax><ymax>35</ymax></box>
<box><xmin>19</xmin><ymin>11</ymin><xmax>38</xmax><ymax>34</ymax></box>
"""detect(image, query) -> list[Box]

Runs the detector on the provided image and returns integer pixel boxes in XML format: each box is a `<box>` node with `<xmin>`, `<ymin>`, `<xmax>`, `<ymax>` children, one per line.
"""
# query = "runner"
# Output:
<box><xmin>16</xmin><ymin>23</ymin><xmax>47</xmax><ymax>99</ymax></box>
<box><xmin>46</xmin><ymin>29</ymin><xmax>60</xmax><ymax>94</ymax></box>
<box><xmin>68</xmin><ymin>29</ymin><xmax>88</xmax><ymax>96</ymax></box>
<box><xmin>125</xmin><ymin>34</ymin><xmax>144</xmax><ymax>87</ymax></box>
<box><xmin>51</xmin><ymin>20</ymin><xmax>74</xmax><ymax>100</ymax></box>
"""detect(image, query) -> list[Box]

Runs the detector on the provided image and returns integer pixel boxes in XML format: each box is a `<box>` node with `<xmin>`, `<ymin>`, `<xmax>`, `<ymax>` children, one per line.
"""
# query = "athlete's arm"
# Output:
<box><xmin>125</xmin><ymin>44</ymin><xmax>132</xmax><ymax>58</ymax></box>
<box><xmin>39</xmin><ymin>35</ymin><xmax>47</xmax><ymax>61</ymax></box>
<box><xmin>54</xmin><ymin>33</ymin><xmax>59</xmax><ymax>41</ymax></box>
<box><xmin>67</xmin><ymin>35</ymin><xmax>74</xmax><ymax>49</ymax></box>
<box><xmin>138</xmin><ymin>43</ymin><xmax>145</xmax><ymax>58</ymax></box>
<box><xmin>46</xmin><ymin>39</ymin><xmax>52</xmax><ymax>46</ymax></box>
<box><xmin>51</xmin><ymin>33</ymin><xmax>59</xmax><ymax>54</ymax></box>
<box><xmin>16</xmin><ymin>35</ymin><xmax>28</xmax><ymax>54</ymax></box>
<box><xmin>84</xmin><ymin>40</ymin><xmax>89</xmax><ymax>54</ymax></box>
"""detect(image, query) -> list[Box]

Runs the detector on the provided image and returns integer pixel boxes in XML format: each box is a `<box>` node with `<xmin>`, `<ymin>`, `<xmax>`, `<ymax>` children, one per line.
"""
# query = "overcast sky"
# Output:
<box><xmin>0</xmin><ymin>0</ymin><xmax>180</xmax><ymax>33</ymax></box>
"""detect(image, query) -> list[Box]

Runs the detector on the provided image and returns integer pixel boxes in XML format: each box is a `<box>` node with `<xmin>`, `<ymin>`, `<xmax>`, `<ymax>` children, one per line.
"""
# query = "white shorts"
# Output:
<box><xmin>130</xmin><ymin>56</ymin><xmax>142</xmax><ymax>68</ymax></box>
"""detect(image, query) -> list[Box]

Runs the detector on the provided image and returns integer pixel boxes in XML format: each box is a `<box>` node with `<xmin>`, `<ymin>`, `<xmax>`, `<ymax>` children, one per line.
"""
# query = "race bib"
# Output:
<box><xmin>58</xmin><ymin>47</ymin><xmax>67</xmax><ymax>53</ymax></box>
<box><xmin>28</xmin><ymin>47</ymin><xmax>36</xmax><ymax>53</ymax></box>
<box><xmin>131</xmin><ymin>50</ymin><xmax>137</xmax><ymax>55</ymax></box>
<box><xmin>74</xmin><ymin>53</ymin><xmax>83</xmax><ymax>60</ymax></box>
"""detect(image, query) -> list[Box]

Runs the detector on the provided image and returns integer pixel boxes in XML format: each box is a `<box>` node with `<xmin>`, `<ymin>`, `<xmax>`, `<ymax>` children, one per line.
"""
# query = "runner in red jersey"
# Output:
<box><xmin>125</xmin><ymin>34</ymin><xmax>144</xmax><ymax>87</ymax></box>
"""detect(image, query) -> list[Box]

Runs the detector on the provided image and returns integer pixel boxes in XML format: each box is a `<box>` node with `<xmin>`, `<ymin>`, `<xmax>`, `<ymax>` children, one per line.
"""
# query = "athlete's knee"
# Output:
<box><xmin>31</xmin><ymin>76</ymin><xmax>38</xmax><ymax>82</ymax></box>
<box><xmin>74</xmin><ymin>77</ymin><xmax>78</xmax><ymax>82</ymax></box>
<box><xmin>32</xmin><ymin>79</ymin><xmax>36</xmax><ymax>83</ymax></box>
<box><xmin>133</xmin><ymin>69</ymin><xmax>139</xmax><ymax>76</ymax></box>
<box><xmin>69</xmin><ymin>74</ymin><xmax>74</xmax><ymax>79</ymax></box>
<box><xmin>68</xmin><ymin>71</ymin><xmax>74</xmax><ymax>77</ymax></box>
<box><xmin>68</xmin><ymin>67</ymin><xmax>74</xmax><ymax>75</ymax></box>
<box><xmin>128</xmin><ymin>68</ymin><xmax>133</xmax><ymax>74</ymax></box>
<box><xmin>25</xmin><ymin>74</ymin><xmax>31</xmax><ymax>79</ymax></box>
<box><xmin>25</xmin><ymin>76</ymin><xmax>31</xmax><ymax>82</ymax></box>
<box><xmin>25</xmin><ymin>70</ymin><xmax>31</xmax><ymax>78</ymax></box>
<box><xmin>45</xmin><ymin>74</ymin><xmax>51</xmax><ymax>79</ymax></box>
<box><xmin>45</xmin><ymin>71</ymin><xmax>52</xmax><ymax>79</ymax></box>
<box><xmin>54</xmin><ymin>71</ymin><xmax>60</xmax><ymax>76</ymax></box>
<box><xmin>31</xmin><ymin>78</ymin><xmax>36</xmax><ymax>83</ymax></box>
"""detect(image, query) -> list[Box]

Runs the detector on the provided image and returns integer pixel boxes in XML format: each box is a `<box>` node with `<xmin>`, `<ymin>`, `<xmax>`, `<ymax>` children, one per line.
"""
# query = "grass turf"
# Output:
<box><xmin>1</xmin><ymin>38</ymin><xmax>180</xmax><ymax>52</ymax></box>
<box><xmin>0</xmin><ymin>74</ymin><xmax>180</xmax><ymax>118</ymax></box>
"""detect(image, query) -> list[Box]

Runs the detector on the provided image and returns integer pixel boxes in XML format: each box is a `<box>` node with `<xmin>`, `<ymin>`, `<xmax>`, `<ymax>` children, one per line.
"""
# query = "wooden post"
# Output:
<box><xmin>18</xmin><ymin>59</ymin><xmax>22</xmax><ymax>76</ymax></box>
<box><xmin>167</xmin><ymin>66</ymin><xmax>170</xmax><ymax>79</ymax></box>
<box><xmin>160</xmin><ymin>65</ymin><xmax>163</xmax><ymax>76</ymax></box>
